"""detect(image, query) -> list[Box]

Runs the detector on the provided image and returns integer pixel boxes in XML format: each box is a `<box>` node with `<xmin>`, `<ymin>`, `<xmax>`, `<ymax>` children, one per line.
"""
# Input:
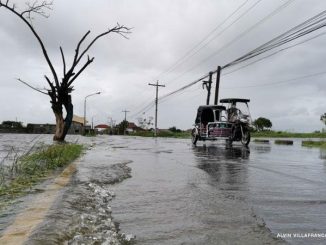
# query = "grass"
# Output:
<box><xmin>274</xmin><ymin>140</ymin><xmax>293</xmax><ymax>145</ymax></box>
<box><xmin>253</xmin><ymin>139</ymin><xmax>270</xmax><ymax>143</ymax></box>
<box><xmin>252</xmin><ymin>130</ymin><xmax>326</xmax><ymax>138</ymax></box>
<box><xmin>0</xmin><ymin>143</ymin><xmax>83</xmax><ymax>199</ymax></box>
<box><xmin>302</xmin><ymin>140</ymin><xmax>326</xmax><ymax>148</ymax></box>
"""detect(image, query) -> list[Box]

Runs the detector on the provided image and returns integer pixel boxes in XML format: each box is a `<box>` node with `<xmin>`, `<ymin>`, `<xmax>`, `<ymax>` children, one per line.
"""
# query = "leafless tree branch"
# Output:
<box><xmin>0</xmin><ymin>0</ymin><xmax>59</xmax><ymax>87</ymax></box>
<box><xmin>21</xmin><ymin>1</ymin><xmax>52</xmax><ymax>20</ymax></box>
<box><xmin>76</xmin><ymin>24</ymin><xmax>131</xmax><ymax>64</ymax></box>
<box><xmin>67</xmin><ymin>55</ymin><xmax>94</xmax><ymax>87</ymax></box>
<box><xmin>17</xmin><ymin>78</ymin><xmax>48</xmax><ymax>95</ymax></box>
<box><xmin>60</xmin><ymin>46</ymin><xmax>66</xmax><ymax>76</ymax></box>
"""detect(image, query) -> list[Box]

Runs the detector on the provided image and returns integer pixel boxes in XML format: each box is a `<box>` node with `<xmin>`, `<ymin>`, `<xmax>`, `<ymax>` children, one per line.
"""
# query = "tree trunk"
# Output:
<box><xmin>53</xmin><ymin>111</ymin><xmax>65</xmax><ymax>141</ymax></box>
<box><xmin>63</xmin><ymin>96</ymin><xmax>73</xmax><ymax>138</ymax></box>
<box><xmin>52</xmin><ymin>96</ymin><xmax>73</xmax><ymax>142</ymax></box>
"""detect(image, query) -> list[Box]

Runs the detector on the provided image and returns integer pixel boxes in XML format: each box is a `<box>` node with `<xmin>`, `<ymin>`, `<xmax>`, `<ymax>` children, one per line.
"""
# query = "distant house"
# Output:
<box><xmin>94</xmin><ymin>124</ymin><xmax>110</xmax><ymax>133</ymax></box>
<box><xmin>68</xmin><ymin>115</ymin><xmax>87</xmax><ymax>134</ymax></box>
<box><xmin>26</xmin><ymin>123</ymin><xmax>56</xmax><ymax>134</ymax></box>
<box><xmin>26</xmin><ymin>115</ymin><xmax>87</xmax><ymax>134</ymax></box>
<box><xmin>126</xmin><ymin>122</ymin><xmax>143</xmax><ymax>133</ymax></box>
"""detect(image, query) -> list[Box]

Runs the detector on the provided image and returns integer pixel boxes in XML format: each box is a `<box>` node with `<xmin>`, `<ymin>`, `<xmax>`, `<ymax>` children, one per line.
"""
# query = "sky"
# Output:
<box><xmin>1</xmin><ymin>0</ymin><xmax>326</xmax><ymax>132</ymax></box>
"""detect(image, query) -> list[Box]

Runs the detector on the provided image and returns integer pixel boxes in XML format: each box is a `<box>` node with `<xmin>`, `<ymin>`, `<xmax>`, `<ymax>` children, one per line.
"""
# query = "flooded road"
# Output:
<box><xmin>110</xmin><ymin>137</ymin><xmax>326</xmax><ymax>245</ymax></box>
<box><xmin>1</xmin><ymin>134</ymin><xmax>326</xmax><ymax>244</ymax></box>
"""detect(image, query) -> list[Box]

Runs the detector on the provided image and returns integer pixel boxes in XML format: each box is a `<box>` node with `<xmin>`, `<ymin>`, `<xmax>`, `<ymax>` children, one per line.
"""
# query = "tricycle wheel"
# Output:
<box><xmin>191</xmin><ymin>128</ymin><xmax>198</xmax><ymax>145</ymax></box>
<box><xmin>241</xmin><ymin>130</ymin><xmax>251</xmax><ymax>146</ymax></box>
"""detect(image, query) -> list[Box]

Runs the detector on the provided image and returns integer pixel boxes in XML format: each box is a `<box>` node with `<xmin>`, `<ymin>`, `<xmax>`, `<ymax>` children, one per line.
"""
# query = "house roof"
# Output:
<box><xmin>73</xmin><ymin>115</ymin><xmax>86</xmax><ymax>125</ymax></box>
<box><xmin>95</xmin><ymin>124</ymin><xmax>110</xmax><ymax>129</ymax></box>
<box><xmin>127</xmin><ymin>122</ymin><xmax>137</xmax><ymax>128</ymax></box>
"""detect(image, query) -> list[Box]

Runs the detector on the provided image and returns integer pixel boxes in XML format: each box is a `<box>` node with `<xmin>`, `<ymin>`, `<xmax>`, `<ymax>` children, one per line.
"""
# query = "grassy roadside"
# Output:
<box><xmin>0</xmin><ymin>143</ymin><xmax>83</xmax><ymax>202</ymax></box>
<box><xmin>302</xmin><ymin>140</ymin><xmax>326</xmax><ymax>148</ymax></box>
<box><xmin>252</xmin><ymin>131</ymin><xmax>326</xmax><ymax>138</ymax></box>
<box><xmin>130</xmin><ymin>130</ymin><xmax>326</xmax><ymax>139</ymax></box>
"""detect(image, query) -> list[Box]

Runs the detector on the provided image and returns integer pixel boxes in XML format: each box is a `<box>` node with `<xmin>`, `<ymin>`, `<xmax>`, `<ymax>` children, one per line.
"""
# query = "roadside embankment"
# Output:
<box><xmin>0</xmin><ymin>143</ymin><xmax>83</xmax><ymax>207</ymax></box>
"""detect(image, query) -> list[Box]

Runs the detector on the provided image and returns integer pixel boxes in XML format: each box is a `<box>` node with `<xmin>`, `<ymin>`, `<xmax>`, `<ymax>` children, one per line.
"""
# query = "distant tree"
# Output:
<box><xmin>169</xmin><ymin>126</ymin><xmax>181</xmax><ymax>133</ymax></box>
<box><xmin>321</xmin><ymin>113</ymin><xmax>326</xmax><ymax>125</ymax></box>
<box><xmin>0</xmin><ymin>0</ymin><xmax>130</xmax><ymax>141</ymax></box>
<box><xmin>137</xmin><ymin>116</ymin><xmax>153</xmax><ymax>130</ymax></box>
<box><xmin>117</xmin><ymin>120</ymin><xmax>128</xmax><ymax>135</ymax></box>
<box><xmin>253</xmin><ymin>117</ymin><xmax>272</xmax><ymax>131</ymax></box>
<box><xmin>1</xmin><ymin>121</ymin><xmax>23</xmax><ymax>128</ymax></box>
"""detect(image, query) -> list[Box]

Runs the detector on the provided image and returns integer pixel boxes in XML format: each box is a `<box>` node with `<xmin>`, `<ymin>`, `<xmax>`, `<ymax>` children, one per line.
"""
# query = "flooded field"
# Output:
<box><xmin>1</xmin><ymin>134</ymin><xmax>326</xmax><ymax>244</ymax></box>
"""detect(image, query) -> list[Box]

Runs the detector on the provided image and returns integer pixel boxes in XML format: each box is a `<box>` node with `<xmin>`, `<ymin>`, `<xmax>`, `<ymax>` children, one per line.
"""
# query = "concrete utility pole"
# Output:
<box><xmin>214</xmin><ymin>66</ymin><xmax>222</xmax><ymax>105</ymax></box>
<box><xmin>148</xmin><ymin>81</ymin><xmax>165</xmax><ymax>137</ymax></box>
<box><xmin>202</xmin><ymin>72</ymin><xmax>213</xmax><ymax>105</ymax></box>
<box><xmin>122</xmin><ymin>109</ymin><xmax>130</xmax><ymax>135</ymax></box>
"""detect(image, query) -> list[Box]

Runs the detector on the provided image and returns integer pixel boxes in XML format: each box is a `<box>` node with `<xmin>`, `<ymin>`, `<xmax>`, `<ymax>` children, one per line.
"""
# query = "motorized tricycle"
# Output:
<box><xmin>191</xmin><ymin>98</ymin><xmax>252</xmax><ymax>146</ymax></box>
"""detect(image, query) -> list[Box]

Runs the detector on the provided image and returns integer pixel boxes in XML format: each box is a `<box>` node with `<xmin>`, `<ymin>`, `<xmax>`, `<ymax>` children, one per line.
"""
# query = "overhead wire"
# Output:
<box><xmin>153</xmin><ymin>9</ymin><xmax>326</xmax><ymax>108</ymax></box>
<box><xmin>129</xmin><ymin>0</ymin><xmax>253</xmax><ymax>117</ymax></box>
<box><xmin>155</xmin><ymin>0</ymin><xmax>258</xmax><ymax>81</ymax></box>
<box><xmin>131</xmin><ymin>4</ymin><xmax>326</xmax><ymax>119</ymax></box>
<box><xmin>222</xmin><ymin>70</ymin><xmax>326</xmax><ymax>89</ymax></box>
<box><xmin>162</xmin><ymin>0</ymin><xmax>295</xmax><ymax>86</ymax></box>
<box><xmin>222</xmin><ymin>10</ymin><xmax>326</xmax><ymax>69</ymax></box>
<box><xmin>223</xmin><ymin>30</ymin><xmax>326</xmax><ymax>76</ymax></box>
<box><xmin>131</xmin><ymin>0</ymin><xmax>292</xmax><ymax>119</ymax></box>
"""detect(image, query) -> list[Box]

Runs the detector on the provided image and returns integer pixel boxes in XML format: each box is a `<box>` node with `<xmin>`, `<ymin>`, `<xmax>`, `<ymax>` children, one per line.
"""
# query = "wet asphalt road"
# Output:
<box><xmin>1</xmin><ymin>134</ymin><xmax>326</xmax><ymax>244</ymax></box>
<box><xmin>109</xmin><ymin>136</ymin><xmax>326</xmax><ymax>245</ymax></box>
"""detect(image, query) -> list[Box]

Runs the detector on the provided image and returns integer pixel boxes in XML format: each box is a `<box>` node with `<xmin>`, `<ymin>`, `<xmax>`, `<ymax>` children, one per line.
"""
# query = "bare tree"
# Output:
<box><xmin>0</xmin><ymin>0</ymin><xmax>130</xmax><ymax>141</ymax></box>
<box><xmin>321</xmin><ymin>113</ymin><xmax>326</xmax><ymax>125</ymax></box>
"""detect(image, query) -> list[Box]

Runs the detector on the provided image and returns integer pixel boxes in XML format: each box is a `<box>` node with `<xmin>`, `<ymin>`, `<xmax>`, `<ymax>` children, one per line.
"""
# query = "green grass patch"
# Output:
<box><xmin>0</xmin><ymin>143</ymin><xmax>83</xmax><ymax>199</ymax></box>
<box><xmin>252</xmin><ymin>130</ymin><xmax>326</xmax><ymax>138</ymax></box>
<box><xmin>274</xmin><ymin>140</ymin><xmax>293</xmax><ymax>145</ymax></box>
<box><xmin>302</xmin><ymin>140</ymin><xmax>326</xmax><ymax>148</ymax></box>
<box><xmin>253</xmin><ymin>139</ymin><xmax>270</xmax><ymax>143</ymax></box>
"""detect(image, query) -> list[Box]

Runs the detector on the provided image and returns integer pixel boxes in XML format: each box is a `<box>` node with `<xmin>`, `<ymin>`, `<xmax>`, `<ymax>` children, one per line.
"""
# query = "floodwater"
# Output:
<box><xmin>0</xmin><ymin>134</ymin><xmax>326</xmax><ymax>244</ymax></box>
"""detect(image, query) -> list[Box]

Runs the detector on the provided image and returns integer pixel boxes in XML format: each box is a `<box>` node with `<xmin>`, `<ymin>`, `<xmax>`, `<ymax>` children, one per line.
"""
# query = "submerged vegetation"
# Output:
<box><xmin>274</xmin><ymin>140</ymin><xmax>294</xmax><ymax>145</ymax></box>
<box><xmin>302</xmin><ymin>140</ymin><xmax>326</xmax><ymax>148</ymax></box>
<box><xmin>252</xmin><ymin>130</ymin><xmax>326</xmax><ymax>138</ymax></box>
<box><xmin>0</xmin><ymin>143</ymin><xmax>83</xmax><ymax>202</ymax></box>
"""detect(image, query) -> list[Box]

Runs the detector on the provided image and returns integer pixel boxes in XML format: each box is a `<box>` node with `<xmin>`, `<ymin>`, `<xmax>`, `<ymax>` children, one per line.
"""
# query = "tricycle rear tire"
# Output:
<box><xmin>191</xmin><ymin>128</ymin><xmax>198</xmax><ymax>145</ymax></box>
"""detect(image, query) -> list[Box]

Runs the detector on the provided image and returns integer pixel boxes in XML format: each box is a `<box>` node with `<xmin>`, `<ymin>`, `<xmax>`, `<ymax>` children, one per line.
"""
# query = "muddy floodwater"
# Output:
<box><xmin>1</xmin><ymin>134</ymin><xmax>326</xmax><ymax>244</ymax></box>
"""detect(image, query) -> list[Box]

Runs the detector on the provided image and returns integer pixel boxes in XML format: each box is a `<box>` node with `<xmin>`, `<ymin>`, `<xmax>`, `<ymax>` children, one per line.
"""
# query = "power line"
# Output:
<box><xmin>223</xmin><ymin>30</ymin><xmax>326</xmax><ymax>76</ymax></box>
<box><xmin>129</xmin><ymin>0</ymin><xmax>253</xmax><ymax>115</ymax></box>
<box><xmin>162</xmin><ymin>0</ymin><xmax>295</xmax><ymax>86</ymax></box>
<box><xmin>222</xmin><ymin>70</ymin><xmax>326</xmax><ymax>89</ymax></box>
<box><xmin>154</xmin><ymin>0</ymin><xmax>254</xmax><ymax>80</ymax></box>
<box><xmin>222</xmin><ymin>10</ymin><xmax>326</xmax><ymax>69</ymax></box>
<box><xmin>131</xmin><ymin>7</ymin><xmax>326</xmax><ymax>119</ymax></box>
<box><xmin>155</xmin><ymin>9</ymin><xmax>326</xmax><ymax>105</ymax></box>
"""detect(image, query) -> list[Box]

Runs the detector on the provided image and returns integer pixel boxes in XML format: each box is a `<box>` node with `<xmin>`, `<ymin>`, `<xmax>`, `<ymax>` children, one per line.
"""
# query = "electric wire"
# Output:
<box><xmin>155</xmin><ymin>0</ymin><xmax>257</xmax><ymax>81</ymax></box>
<box><xmin>131</xmin><ymin>7</ymin><xmax>326</xmax><ymax>119</ymax></box>
<box><xmin>223</xmin><ymin>30</ymin><xmax>326</xmax><ymax>76</ymax></box>
<box><xmin>130</xmin><ymin>0</ymin><xmax>253</xmax><ymax>116</ymax></box>
<box><xmin>162</xmin><ymin>0</ymin><xmax>295</xmax><ymax>86</ymax></box>
<box><xmin>222</xmin><ymin>70</ymin><xmax>326</xmax><ymax>89</ymax></box>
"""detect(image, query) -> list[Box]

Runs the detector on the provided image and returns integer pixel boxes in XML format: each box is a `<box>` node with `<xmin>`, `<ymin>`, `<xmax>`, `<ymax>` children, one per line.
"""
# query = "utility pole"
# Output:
<box><xmin>122</xmin><ymin>109</ymin><xmax>129</xmax><ymax>135</ymax></box>
<box><xmin>148</xmin><ymin>81</ymin><xmax>165</xmax><ymax>137</ymax></box>
<box><xmin>202</xmin><ymin>72</ymin><xmax>213</xmax><ymax>105</ymax></box>
<box><xmin>214</xmin><ymin>66</ymin><xmax>222</xmax><ymax>105</ymax></box>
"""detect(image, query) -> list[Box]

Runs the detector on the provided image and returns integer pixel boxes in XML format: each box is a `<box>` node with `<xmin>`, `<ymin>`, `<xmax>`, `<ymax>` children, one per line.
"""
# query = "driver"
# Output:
<box><xmin>227</xmin><ymin>103</ymin><xmax>239</xmax><ymax>122</ymax></box>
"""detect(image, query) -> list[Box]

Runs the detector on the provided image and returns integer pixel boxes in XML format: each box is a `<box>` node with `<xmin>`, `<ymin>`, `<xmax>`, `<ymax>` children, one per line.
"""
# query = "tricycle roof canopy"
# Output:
<box><xmin>220</xmin><ymin>98</ymin><xmax>250</xmax><ymax>103</ymax></box>
<box><xmin>197</xmin><ymin>105</ymin><xmax>226</xmax><ymax>111</ymax></box>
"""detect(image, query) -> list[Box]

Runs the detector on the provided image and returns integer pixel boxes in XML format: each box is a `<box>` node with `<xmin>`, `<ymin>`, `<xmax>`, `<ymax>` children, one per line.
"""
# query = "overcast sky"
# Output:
<box><xmin>1</xmin><ymin>0</ymin><xmax>326</xmax><ymax>132</ymax></box>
